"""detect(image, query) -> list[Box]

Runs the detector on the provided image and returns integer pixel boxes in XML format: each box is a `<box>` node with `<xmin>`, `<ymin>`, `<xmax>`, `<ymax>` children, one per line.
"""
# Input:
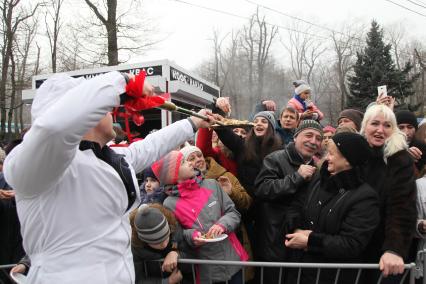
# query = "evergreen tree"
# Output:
<box><xmin>348</xmin><ymin>21</ymin><xmax>418</xmax><ymax>110</ymax></box>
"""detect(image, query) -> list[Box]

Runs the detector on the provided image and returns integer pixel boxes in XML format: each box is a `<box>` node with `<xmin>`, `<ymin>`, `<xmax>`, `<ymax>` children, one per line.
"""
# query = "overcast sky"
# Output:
<box><xmin>134</xmin><ymin>0</ymin><xmax>426</xmax><ymax>70</ymax></box>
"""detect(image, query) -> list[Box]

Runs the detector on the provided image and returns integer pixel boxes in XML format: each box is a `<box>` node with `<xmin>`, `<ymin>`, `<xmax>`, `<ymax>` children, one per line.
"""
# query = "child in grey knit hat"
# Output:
<box><xmin>130</xmin><ymin>203</ymin><xmax>187</xmax><ymax>284</ymax></box>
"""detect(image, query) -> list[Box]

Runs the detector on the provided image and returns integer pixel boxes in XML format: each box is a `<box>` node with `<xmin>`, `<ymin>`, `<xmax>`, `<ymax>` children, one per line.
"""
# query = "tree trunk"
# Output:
<box><xmin>0</xmin><ymin>3</ymin><xmax>14</xmax><ymax>140</ymax></box>
<box><xmin>19</xmin><ymin>95</ymin><xmax>23</xmax><ymax>132</ymax></box>
<box><xmin>8</xmin><ymin>53</ymin><xmax>16</xmax><ymax>137</ymax></box>
<box><xmin>421</xmin><ymin>69</ymin><xmax>425</xmax><ymax>117</ymax></box>
<box><xmin>337</xmin><ymin>56</ymin><xmax>347</xmax><ymax>109</ymax></box>
<box><xmin>34</xmin><ymin>43</ymin><xmax>41</xmax><ymax>75</ymax></box>
<box><xmin>84</xmin><ymin>0</ymin><xmax>119</xmax><ymax>65</ymax></box>
<box><xmin>107</xmin><ymin>0</ymin><xmax>118</xmax><ymax>65</ymax></box>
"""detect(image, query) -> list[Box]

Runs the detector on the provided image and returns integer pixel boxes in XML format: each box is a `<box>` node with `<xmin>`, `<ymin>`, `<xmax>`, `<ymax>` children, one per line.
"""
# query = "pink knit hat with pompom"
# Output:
<box><xmin>151</xmin><ymin>151</ymin><xmax>183</xmax><ymax>185</ymax></box>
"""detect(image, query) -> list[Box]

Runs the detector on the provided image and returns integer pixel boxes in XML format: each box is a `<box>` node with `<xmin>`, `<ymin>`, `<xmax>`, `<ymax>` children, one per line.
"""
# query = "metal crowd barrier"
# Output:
<box><xmin>0</xmin><ymin>259</ymin><xmax>420</xmax><ymax>284</ymax></box>
<box><xmin>143</xmin><ymin>258</ymin><xmax>417</xmax><ymax>284</ymax></box>
<box><xmin>419</xmin><ymin>249</ymin><xmax>426</xmax><ymax>284</ymax></box>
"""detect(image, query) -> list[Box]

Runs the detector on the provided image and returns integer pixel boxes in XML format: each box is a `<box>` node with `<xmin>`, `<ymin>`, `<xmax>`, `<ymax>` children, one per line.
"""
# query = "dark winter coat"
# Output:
<box><xmin>0</xmin><ymin>173</ymin><xmax>24</xmax><ymax>271</ymax></box>
<box><xmin>215</xmin><ymin>128</ymin><xmax>266</xmax><ymax>197</ymax></box>
<box><xmin>276</xmin><ymin>127</ymin><xmax>295</xmax><ymax>145</ymax></box>
<box><xmin>363</xmin><ymin>147</ymin><xmax>417</xmax><ymax>262</ymax></box>
<box><xmin>252</xmin><ymin>142</ymin><xmax>313</xmax><ymax>261</ymax></box>
<box><xmin>286</xmin><ymin>166</ymin><xmax>380</xmax><ymax>284</ymax></box>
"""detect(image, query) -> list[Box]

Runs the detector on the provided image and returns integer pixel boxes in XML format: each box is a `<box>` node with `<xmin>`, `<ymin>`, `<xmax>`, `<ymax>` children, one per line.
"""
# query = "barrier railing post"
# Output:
<box><xmin>334</xmin><ymin>268</ymin><xmax>341</xmax><ymax>284</ymax></box>
<box><xmin>315</xmin><ymin>268</ymin><xmax>321</xmax><ymax>284</ymax></box>
<box><xmin>423</xmin><ymin>249</ymin><xmax>426</xmax><ymax>284</ymax></box>
<box><xmin>410</xmin><ymin>262</ymin><xmax>416</xmax><ymax>284</ymax></box>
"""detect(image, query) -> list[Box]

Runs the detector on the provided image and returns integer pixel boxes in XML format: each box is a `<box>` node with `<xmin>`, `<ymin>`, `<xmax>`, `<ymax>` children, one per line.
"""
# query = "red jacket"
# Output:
<box><xmin>196</xmin><ymin>128</ymin><xmax>238</xmax><ymax>176</ymax></box>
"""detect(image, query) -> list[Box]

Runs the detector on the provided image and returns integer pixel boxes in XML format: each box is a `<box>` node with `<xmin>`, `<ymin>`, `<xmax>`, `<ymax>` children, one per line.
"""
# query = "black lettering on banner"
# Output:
<box><xmin>170</xmin><ymin>67</ymin><xmax>219</xmax><ymax>97</ymax></box>
<box><xmin>35</xmin><ymin>65</ymin><xmax>163</xmax><ymax>89</ymax></box>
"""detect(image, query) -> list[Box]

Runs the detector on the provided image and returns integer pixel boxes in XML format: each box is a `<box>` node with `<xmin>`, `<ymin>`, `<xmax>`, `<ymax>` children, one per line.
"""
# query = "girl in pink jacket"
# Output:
<box><xmin>153</xmin><ymin>151</ymin><xmax>248</xmax><ymax>284</ymax></box>
<box><xmin>287</xmin><ymin>83</ymin><xmax>324</xmax><ymax>121</ymax></box>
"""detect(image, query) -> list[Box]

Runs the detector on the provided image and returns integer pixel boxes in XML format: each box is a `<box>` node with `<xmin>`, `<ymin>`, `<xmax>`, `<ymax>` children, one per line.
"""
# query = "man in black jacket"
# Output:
<box><xmin>253</xmin><ymin>119</ymin><xmax>323</xmax><ymax>284</ymax></box>
<box><xmin>395</xmin><ymin>110</ymin><xmax>426</xmax><ymax>175</ymax></box>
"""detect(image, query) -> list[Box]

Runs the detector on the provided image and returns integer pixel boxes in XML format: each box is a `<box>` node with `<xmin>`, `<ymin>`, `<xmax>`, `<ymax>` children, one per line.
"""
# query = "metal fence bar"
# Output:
<box><xmin>278</xmin><ymin>267</ymin><xmax>283</xmax><ymax>284</ymax></box>
<box><xmin>0</xmin><ymin>260</ymin><xmax>417</xmax><ymax>270</ymax></box>
<box><xmin>296</xmin><ymin>267</ymin><xmax>301</xmax><ymax>284</ymax></box>
<box><xmin>400</xmin><ymin>268</ymin><xmax>410</xmax><ymax>283</ymax></box>
<box><xmin>410</xmin><ymin>264</ymin><xmax>416</xmax><ymax>284</ymax></box>
<box><xmin>191</xmin><ymin>263</ymin><xmax>196</xmax><ymax>284</ymax></box>
<box><xmin>241</xmin><ymin>266</ymin><xmax>245</xmax><ymax>283</ymax></box>
<box><xmin>315</xmin><ymin>267</ymin><xmax>321</xmax><ymax>284</ymax></box>
<box><xmin>422</xmin><ymin>248</ymin><xmax>426</xmax><ymax>284</ymax></box>
<box><xmin>334</xmin><ymin>268</ymin><xmax>341</xmax><ymax>284</ymax></box>
<box><xmin>418</xmin><ymin>251</ymin><xmax>426</xmax><ymax>284</ymax></box>
<box><xmin>173</xmin><ymin>259</ymin><xmax>416</xmax><ymax>284</ymax></box>
<box><xmin>354</xmin><ymin>268</ymin><xmax>362</xmax><ymax>284</ymax></box>
<box><xmin>175</xmin><ymin>259</ymin><xmax>414</xmax><ymax>269</ymax></box>
<box><xmin>0</xmin><ymin>260</ymin><xmax>418</xmax><ymax>284</ymax></box>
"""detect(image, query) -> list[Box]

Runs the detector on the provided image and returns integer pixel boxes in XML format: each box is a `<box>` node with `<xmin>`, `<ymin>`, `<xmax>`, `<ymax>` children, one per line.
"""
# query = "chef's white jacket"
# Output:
<box><xmin>4</xmin><ymin>71</ymin><xmax>195</xmax><ymax>283</ymax></box>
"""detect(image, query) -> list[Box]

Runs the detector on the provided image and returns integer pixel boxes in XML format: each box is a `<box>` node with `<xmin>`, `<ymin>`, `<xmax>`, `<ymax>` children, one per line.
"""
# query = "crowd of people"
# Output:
<box><xmin>0</xmin><ymin>73</ymin><xmax>426</xmax><ymax>284</ymax></box>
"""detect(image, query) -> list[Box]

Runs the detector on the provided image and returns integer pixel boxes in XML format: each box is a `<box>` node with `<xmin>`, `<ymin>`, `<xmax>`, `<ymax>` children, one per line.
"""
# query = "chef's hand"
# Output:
<box><xmin>190</xmin><ymin>109</ymin><xmax>218</xmax><ymax>129</ymax></box>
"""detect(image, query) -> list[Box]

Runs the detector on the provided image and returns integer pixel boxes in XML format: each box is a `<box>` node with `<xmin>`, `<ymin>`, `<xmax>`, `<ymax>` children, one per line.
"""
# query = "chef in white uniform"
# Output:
<box><xmin>4</xmin><ymin>71</ymin><xmax>215</xmax><ymax>283</ymax></box>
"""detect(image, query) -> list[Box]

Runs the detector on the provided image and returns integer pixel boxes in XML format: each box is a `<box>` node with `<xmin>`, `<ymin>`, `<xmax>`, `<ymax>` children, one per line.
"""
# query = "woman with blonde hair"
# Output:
<box><xmin>360</xmin><ymin>104</ymin><xmax>417</xmax><ymax>282</ymax></box>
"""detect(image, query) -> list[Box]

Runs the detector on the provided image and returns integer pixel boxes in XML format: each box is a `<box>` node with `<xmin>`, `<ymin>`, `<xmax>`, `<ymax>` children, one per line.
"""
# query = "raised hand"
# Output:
<box><xmin>262</xmin><ymin>100</ymin><xmax>277</xmax><ymax>111</ymax></box>
<box><xmin>216</xmin><ymin>97</ymin><xmax>231</xmax><ymax>115</ymax></box>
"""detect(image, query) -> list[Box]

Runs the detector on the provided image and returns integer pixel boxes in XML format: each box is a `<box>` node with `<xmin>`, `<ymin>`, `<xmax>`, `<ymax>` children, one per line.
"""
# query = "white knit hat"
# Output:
<box><xmin>180</xmin><ymin>145</ymin><xmax>202</xmax><ymax>161</ymax></box>
<box><xmin>295</xmin><ymin>84</ymin><xmax>312</xmax><ymax>95</ymax></box>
